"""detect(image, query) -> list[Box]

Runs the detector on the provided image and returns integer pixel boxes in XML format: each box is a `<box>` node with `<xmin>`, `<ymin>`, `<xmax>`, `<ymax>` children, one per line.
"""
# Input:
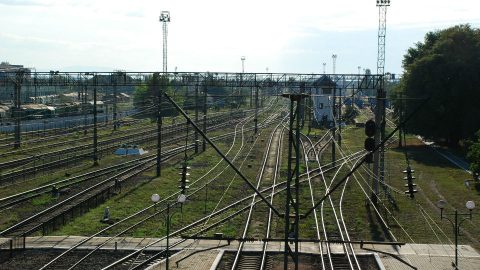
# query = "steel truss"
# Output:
<box><xmin>0</xmin><ymin>72</ymin><xmax>382</xmax><ymax>91</ymax></box>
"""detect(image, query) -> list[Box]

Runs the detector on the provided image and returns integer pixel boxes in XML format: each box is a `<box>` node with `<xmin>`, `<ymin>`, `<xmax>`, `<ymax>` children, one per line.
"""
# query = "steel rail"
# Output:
<box><xmin>301</xmin><ymin>133</ymin><xmax>335</xmax><ymax>270</ymax></box>
<box><xmin>316</xmin><ymin>133</ymin><xmax>358</xmax><ymax>270</ymax></box>
<box><xmin>125</xmin><ymin>110</ymin><xmax>284</xmax><ymax>270</ymax></box>
<box><xmin>299</xmin><ymin>133</ymin><xmax>327</xmax><ymax>269</ymax></box>
<box><xmin>338</xmin><ymin>151</ymin><xmax>364</xmax><ymax>269</ymax></box>
<box><xmin>0</xmin><ymin>111</ymin><xmax>235</xmax><ymax>171</ymax></box>
<box><xmin>0</xmin><ymin>114</ymin><xmax>241</xmax><ymax>185</ymax></box>
<box><xmin>163</xmin><ymin>92</ymin><xmax>281</xmax><ymax>217</ymax></box>
<box><xmin>259</xmin><ymin>125</ymin><xmax>285</xmax><ymax>270</ymax></box>
<box><xmin>230</xmin><ymin>118</ymin><xmax>286</xmax><ymax>269</ymax></box>
<box><xmin>120</xmin><ymin>160</ymin><xmax>343</xmax><ymax>270</ymax></box>
<box><xmin>38</xmin><ymin>105</ymin><xmax>276</xmax><ymax>269</ymax></box>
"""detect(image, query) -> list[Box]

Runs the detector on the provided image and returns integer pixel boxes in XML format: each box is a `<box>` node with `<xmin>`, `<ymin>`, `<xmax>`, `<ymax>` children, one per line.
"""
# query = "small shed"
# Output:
<box><xmin>114</xmin><ymin>144</ymin><xmax>147</xmax><ymax>156</ymax></box>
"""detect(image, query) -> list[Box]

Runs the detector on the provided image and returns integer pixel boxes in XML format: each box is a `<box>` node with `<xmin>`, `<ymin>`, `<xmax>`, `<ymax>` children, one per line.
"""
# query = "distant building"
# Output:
<box><xmin>62</xmin><ymin>92</ymin><xmax>81</xmax><ymax>102</ymax></box>
<box><xmin>0</xmin><ymin>62</ymin><xmax>28</xmax><ymax>73</ymax></box>
<box><xmin>0</xmin><ymin>62</ymin><xmax>32</xmax><ymax>102</ymax></box>
<box><xmin>21</xmin><ymin>104</ymin><xmax>55</xmax><ymax>118</ymax></box>
<box><xmin>309</xmin><ymin>75</ymin><xmax>337</xmax><ymax>125</ymax></box>
<box><xmin>88</xmin><ymin>100</ymin><xmax>105</xmax><ymax>113</ymax></box>
<box><xmin>102</xmin><ymin>93</ymin><xmax>131</xmax><ymax>103</ymax></box>
<box><xmin>0</xmin><ymin>104</ymin><xmax>10</xmax><ymax>121</ymax></box>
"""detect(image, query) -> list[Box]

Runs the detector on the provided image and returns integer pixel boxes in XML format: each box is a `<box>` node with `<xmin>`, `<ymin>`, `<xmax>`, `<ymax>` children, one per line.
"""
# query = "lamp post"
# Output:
<box><xmin>151</xmin><ymin>193</ymin><xmax>187</xmax><ymax>270</ymax></box>
<box><xmin>332</xmin><ymin>54</ymin><xmax>337</xmax><ymax>74</ymax></box>
<box><xmin>241</xmin><ymin>56</ymin><xmax>246</xmax><ymax>73</ymax></box>
<box><xmin>437</xmin><ymin>200</ymin><xmax>475</xmax><ymax>270</ymax></box>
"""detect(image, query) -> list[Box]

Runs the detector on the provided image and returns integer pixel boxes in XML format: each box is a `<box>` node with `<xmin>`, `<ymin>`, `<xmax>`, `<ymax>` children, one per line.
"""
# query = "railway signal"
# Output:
<box><xmin>178</xmin><ymin>162</ymin><xmax>190</xmax><ymax>194</ymax></box>
<box><xmin>403</xmin><ymin>165</ymin><xmax>417</xmax><ymax>198</ymax></box>
<box><xmin>364</xmin><ymin>119</ymin><xmax>376</xmax><ymax>163</ymax></box>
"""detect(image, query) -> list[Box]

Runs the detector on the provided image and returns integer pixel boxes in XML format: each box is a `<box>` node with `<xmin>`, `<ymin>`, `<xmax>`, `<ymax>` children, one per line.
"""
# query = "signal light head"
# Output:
<box><xmin>365</xmin><ymin>120</ymin><xmax>376</xmax><ymax>137</ymax></box>
<box><xmin>364</xmin><ymin>138</ymin><xmax>375</xmax><ymax>152</ymax></box>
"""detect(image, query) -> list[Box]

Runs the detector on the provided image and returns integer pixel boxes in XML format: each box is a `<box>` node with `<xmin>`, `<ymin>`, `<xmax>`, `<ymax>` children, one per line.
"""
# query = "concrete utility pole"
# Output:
<box><xmin>113</xmin><ymin>72</ymin><xmax>120</xmax><ymax>131</ymax></box>
<box><xmin>254</xmin><ymin>75</ymin><xmax>258</xmax><ymax>134</ymax></box>
<box><xmin>13</xmin><ymin>71</ymin><xmax>24</xmax><ymax>149</ymax></box>
<box><xmin>156</xmin><ymin>74</ymin><xmax>162</xmax><ymax>177</ymax></box>
<box><xmin>332</xmin><ymin>85</ymin><xmax>336</xmax><ymax>166</ymax></box>
<box><xmin>202</xmin><ymin>83</ymin><xmax>207</xmax><ymax>152</ymax></box>
<box><xmin>331</xmin><ymin>54</ymin><xmax>338</xmax><ymax>165</ymax></box>
<box><xmin>195</xmin><ymin>82</ymin><xmax>199</xmax><ymax>153</ymax></box>
<box><xmin>93</xmin><ymin>75</ymin><xmax>98</xmax><ymax>166</ymax></box>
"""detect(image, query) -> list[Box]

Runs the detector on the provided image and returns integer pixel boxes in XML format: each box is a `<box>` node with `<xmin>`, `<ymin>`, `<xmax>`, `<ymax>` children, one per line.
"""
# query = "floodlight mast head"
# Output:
<box><xmin>160</xmin><ymin>11</ymin><xmax>170</xmax><ymax>22</ymax></box>
<box><xmin>376</xmin><ymin>0</ymin><xmax>390</xmax><ymax>6</ymax></box>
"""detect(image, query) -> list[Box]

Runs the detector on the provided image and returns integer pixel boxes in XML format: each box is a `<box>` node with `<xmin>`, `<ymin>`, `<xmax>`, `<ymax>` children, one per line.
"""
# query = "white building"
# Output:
<box><xmin>310</xmin><ymin>75</ymin><xmax>337</xmax><ymax>125</ymax></box>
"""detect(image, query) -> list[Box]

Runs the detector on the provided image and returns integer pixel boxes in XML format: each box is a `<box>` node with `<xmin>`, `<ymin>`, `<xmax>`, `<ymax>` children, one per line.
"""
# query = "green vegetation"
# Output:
<box><xmin>53</xmin><ymin>120</ymin><xmax>268</xmax><ymax>237</ymax></box>
<box><xmin>133</xmin><ymin>73</ymin><xmax>178</xmax><ymax>117</ymax></box>
<box><xmin>341</xmin><ymin>123</ymin><xmax>480</xmax><ymax>249</ymax></box>
<box><xmin>2</xmin><ymin>98</ymin><xmax>479</xmax><ymax>253</ymax></box>
<box><xmin>467</xmin><ymin>130</ymin><xmax>480</xmax><ymax>178</ymax></box>
<box><xmin>343</xmin><ymin>105</ymin><xmax>359</xmax><ymax>124</ymax></box>
<box><xmin>393</xmin><ymin>24</ymin><xmax>480</xmax><ymax>146</ymax></box>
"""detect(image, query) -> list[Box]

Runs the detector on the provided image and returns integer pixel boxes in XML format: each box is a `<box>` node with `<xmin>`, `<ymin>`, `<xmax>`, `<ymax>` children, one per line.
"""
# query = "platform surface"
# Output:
<box><xmin>1</xmin><ymin>237</ymin><xmax>479</xmax><ymax>269</ymax></box>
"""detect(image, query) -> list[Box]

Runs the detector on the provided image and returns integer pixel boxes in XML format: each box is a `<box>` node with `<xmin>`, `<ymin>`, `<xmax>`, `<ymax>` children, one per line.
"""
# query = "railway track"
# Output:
<box><xmin>0</xmin><ymin>114</ymin><xmax>269</xmax><ymax>214</ymax></box>
<box><xmin>0</xmin><ymin>114</ymin><xmax>143</xmax><ymax>150</ymax></box>
<box><xmin>114</xmin><ymin>123</ymin><xmax>362</xmax><ymax>269</ymax></box>
<box><xmin>32</xmin><ymin>105</ymin><xmax>278</xmax><ymax>269</ymax></box>
<box><xmin>36</xmin><ymin>149</ymin><xmax>341</xmax><ymax>269</ymax></box>
<box><xmin>0</xmin><ymin>146</ymin><xmax>181</xmax><ymax>238</ymax></box>
<box><xmin>301</xmin><ymin>131</ymin><xmax>365</xmax><ymax>270</ymax></box>
<box><xmin>229</xmin><ymin>118</ymin><xmax>286</xmax><ymax>269</ymax></box>
<box><xmin>0</xmin><ymin>119</ymin><xmax>145</xmax><ymax>159</ymax></box>
<box><xmin>0</xmin><ymin>111</ymin><xmax>236</xmax><ymax>169</ymax></box>
<box><xmin>0</xmin><ymin>111</ymin><xmax>247</xmax><ymax>185</ymax></box>
<box><xmin>0</xmin><ymin>113</ymin><xmax>272</xmax><ymax>238</ymax></box>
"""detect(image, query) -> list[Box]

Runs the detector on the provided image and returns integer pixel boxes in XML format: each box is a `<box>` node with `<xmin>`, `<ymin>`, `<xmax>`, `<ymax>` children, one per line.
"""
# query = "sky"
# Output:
<box><xmin>1</xmin><ymin>0</ymin><xmax>479</xmax><ymax>75</ymax></box>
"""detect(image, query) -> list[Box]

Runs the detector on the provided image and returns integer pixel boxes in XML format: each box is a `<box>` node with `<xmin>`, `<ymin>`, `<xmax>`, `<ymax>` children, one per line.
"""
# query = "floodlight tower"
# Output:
<box><xmin>157</xmin><ymin>11</ymin><xmax>170</xmax><ymax>177</ymax></box>
<box><xmin>376</xmin><ymin>0</ymin><xmax>389</xmax><ymax>75</ymax></box>
<box><xmin>160</xmin><ymin>11</ymin><xmax>170</xmax><ymax>73</ymax></box>
<box><xmin>332</xmin><ymin>54</ymin><xmax>337</xmax><ymax>74</ymax></box>
<box><xmin>241</xmin><ymin>56</ymin><xmax>246</xmax><ymax>73</ymax></box>
<box><xmin>322</xmin><ymin>62</ymin><xmax>326</xmax><ymax>74</ymax></box>
<box><xmin>373</xmin><ymin>0</ymin><xmax>390</xmax><ymax>198</ymax></box>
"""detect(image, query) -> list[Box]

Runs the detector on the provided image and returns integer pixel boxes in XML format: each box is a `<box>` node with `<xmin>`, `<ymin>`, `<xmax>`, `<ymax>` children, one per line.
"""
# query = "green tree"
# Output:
<box><xmin>467</xmin><ymin>130</ymin><xmax>480</xmax><ymax>179</ymax></box>
<box><xmin>133</xmin><ymin>73</ymin><xmax>178</xmax><ymax>117</ymax></box>
<box><xmin>343</xmin><ymin>105</ymin><xmax>359</xmax><ymax>124</ymax></box>
<box><xmin>398</xmin><ymin>24</ymin><xmax>480</xmax><ymax>146</ymax></box>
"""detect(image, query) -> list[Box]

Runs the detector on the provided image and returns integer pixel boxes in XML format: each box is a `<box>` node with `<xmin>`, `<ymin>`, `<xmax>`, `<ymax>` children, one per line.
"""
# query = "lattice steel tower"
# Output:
<box><xmin>373</xmin><ymin>0</ymin><xmax>390</xmax><ymax>198</ymax></box>
<box><xmin>376</xmin><ymin>0</ymin><xmax>389</xmax><ymax>75</ymax></box>
<box><xmin>160</xmin><ymin>11</ymin><xmax>170</xmax><ymax>72</ymax></box>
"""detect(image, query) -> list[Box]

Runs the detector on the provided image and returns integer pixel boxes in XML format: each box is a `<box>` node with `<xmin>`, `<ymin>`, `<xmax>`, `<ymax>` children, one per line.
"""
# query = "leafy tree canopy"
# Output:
<box><xmin>398</xmin><ymin>24</ymin><xmax>480</xmax><ymax>146</ymax></box>
<box><xmin>467</xmin><ymin>130</ymin><xmax>480</xmax><ymax>179</ymax></box>
<box><xmin>133</xmin><ymin>73</ymin><xmax>178</xmax><ymax>117</ymax></box>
